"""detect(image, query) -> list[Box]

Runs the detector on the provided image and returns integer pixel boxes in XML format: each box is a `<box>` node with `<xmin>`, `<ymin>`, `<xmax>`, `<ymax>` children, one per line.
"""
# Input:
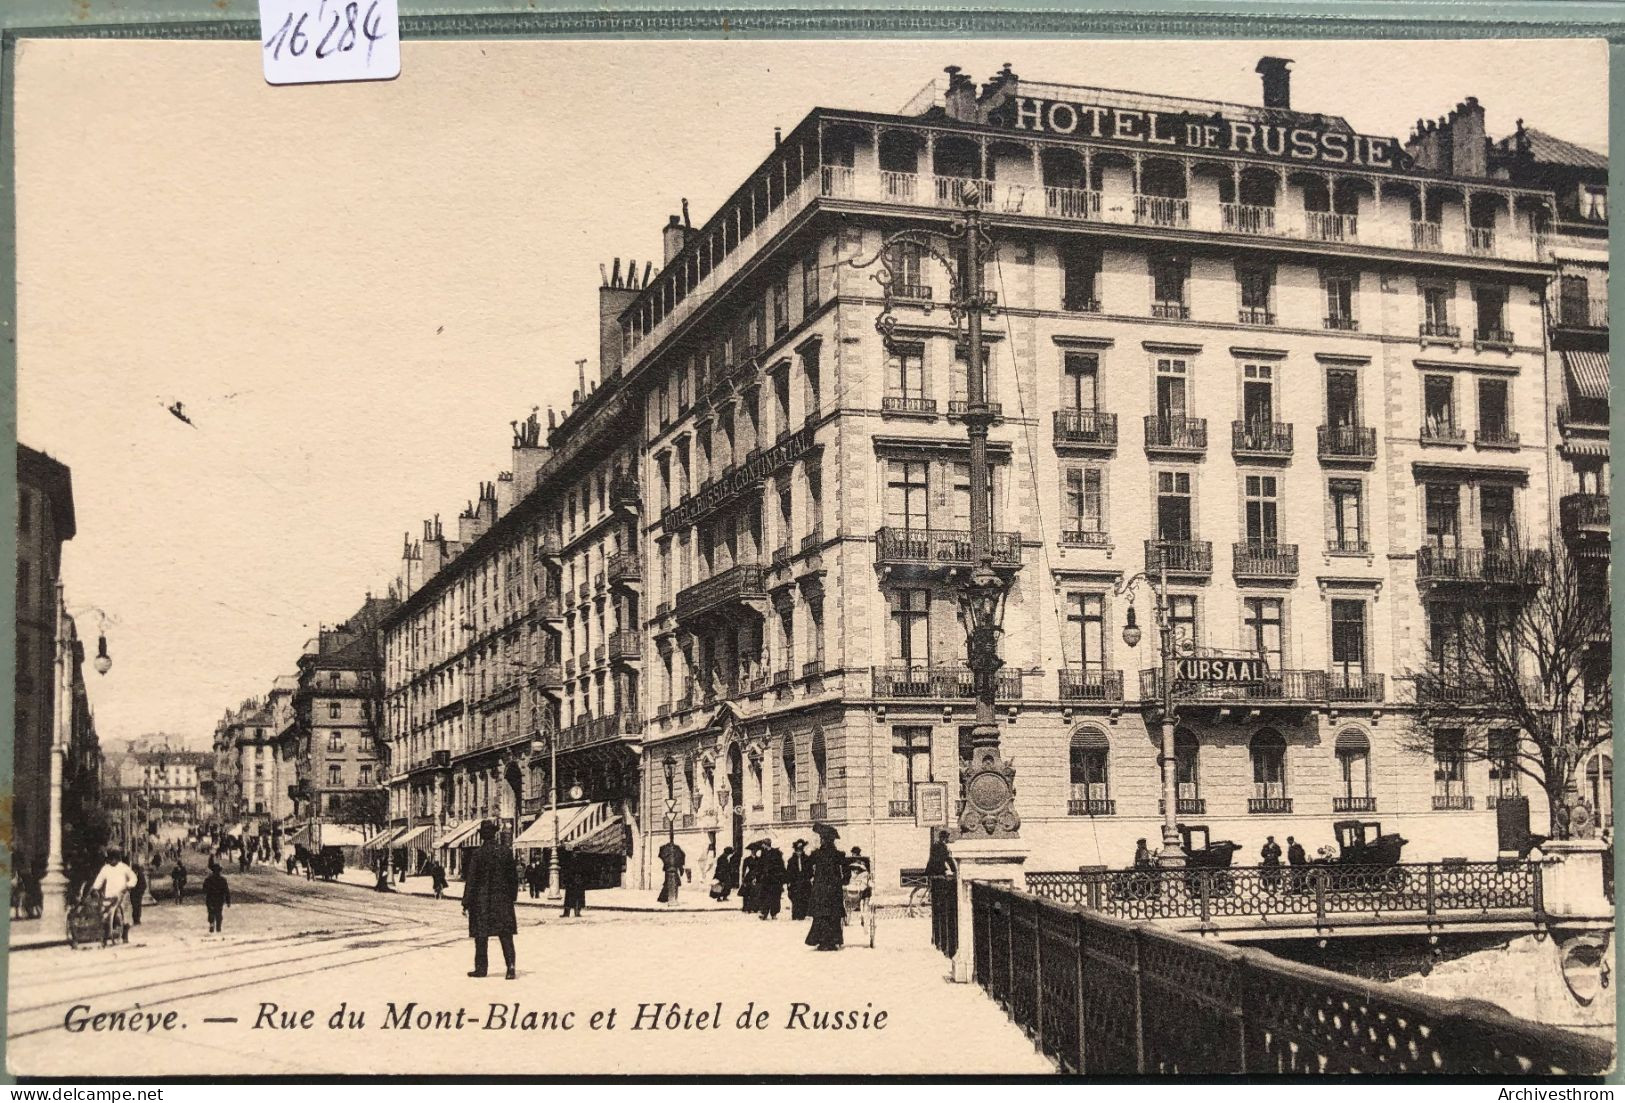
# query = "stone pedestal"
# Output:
<box><xmin>1539</xmin><ymin>838</ymin><xmax>1613</xmax><ymax>919</ymax></box>
<box><xmin>948</xmin><ymin>838</ymin><xmax>1027</xmax><ymax>983</ymax></box>
<box><xmin>1533</xmin><ymin>839</ymin><xmax>1615</xmax><ymax>1030</ymax></box>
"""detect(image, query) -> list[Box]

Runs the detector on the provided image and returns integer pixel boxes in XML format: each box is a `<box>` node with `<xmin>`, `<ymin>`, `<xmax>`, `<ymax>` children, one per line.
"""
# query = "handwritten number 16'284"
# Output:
<box><xmin>264</xmin><ymin>1</ymin><xmax>388</xmax><ymax>66</ymax></box>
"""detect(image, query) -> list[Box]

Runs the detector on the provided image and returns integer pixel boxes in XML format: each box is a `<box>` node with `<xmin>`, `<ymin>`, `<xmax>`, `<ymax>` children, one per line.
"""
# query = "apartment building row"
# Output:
<box><xmin>375</xmin><ymin>61</ymin><xmax>1610</xmax><ymax>891</ymax></box>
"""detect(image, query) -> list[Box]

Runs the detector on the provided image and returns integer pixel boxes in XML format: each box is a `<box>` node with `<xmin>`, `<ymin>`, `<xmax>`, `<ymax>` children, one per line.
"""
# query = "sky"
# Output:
<box><xmin>12</xmin><ymin>36</ymin><xmax>1608</xmax><ymax>748</ymax></box>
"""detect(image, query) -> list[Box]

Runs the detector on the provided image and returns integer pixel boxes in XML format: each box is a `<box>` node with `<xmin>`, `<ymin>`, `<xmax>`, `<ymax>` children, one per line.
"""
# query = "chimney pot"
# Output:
<box><xmin>1255</xmin><ymin>56</ymin><xmax>1293</xmax><ymax>110</ymax></box>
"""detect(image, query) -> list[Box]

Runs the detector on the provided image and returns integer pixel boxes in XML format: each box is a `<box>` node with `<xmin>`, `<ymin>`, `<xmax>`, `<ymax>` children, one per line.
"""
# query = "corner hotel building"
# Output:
<box><xmin>390</xmin><ymin>61</ymin><xmax>1596</xmax><ymax>891</ymax></box>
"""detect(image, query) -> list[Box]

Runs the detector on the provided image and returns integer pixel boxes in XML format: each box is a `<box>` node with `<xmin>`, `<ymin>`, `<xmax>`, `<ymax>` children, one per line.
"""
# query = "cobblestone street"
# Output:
<box><xmin>8</xmin><ymin>863</ymin><xmax>1052</xmax><ymax>1077</ymax></box>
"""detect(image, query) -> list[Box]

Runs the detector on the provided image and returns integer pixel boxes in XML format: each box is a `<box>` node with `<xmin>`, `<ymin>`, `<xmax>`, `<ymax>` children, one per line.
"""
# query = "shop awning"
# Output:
<box><xmin>393</xmin><ymin>825</ymin><xmax>434</xmax><ymax>849</ymax></box>
<box><xmin>513</xmin><ymin>804</ymin><xmax>594</xmax><ymax>847</ymax></box>
<box><xmin>321</xmin><ymin>825</ymin><xmax>368</xmax><ymax>848</ymax></box>
<box><xmin>1564</xmin><ymin>350</ymin><xmax>1610</xmax><ymax>401</ymax></box>
<box><xmin>285</xmin><ymin>824</ymin><xmax>313</xmax><ymax>846</ymax></box>
<box><xmin>362</xmin><ymin>827</ymin><xmax>405</xmax><ymax>850</ymax></box>
<box><xmin>572</xmin><ymin>817</ymin><xmax>630</xmax><ymax>856</ymax></box>
<box><xmin>436</xmin><ymin>819</ymin><xmax>485</xmax><ymax>850</ymax></box>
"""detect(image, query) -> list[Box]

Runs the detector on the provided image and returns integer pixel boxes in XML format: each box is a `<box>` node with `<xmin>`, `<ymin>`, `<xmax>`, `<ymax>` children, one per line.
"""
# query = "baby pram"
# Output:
<box><xmin>68</xmin><ymin>886</ymin><xmax>126</xmax><ymax>948</ymax></box>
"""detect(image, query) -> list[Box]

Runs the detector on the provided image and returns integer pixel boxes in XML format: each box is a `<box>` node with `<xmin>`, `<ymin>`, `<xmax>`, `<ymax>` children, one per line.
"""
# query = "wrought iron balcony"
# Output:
<box><xmin>888</xmin><ymin>800</ymin><xmax>915</xmax><ymax>818</ymax></box>
<box><xmin>1323</xmin><ymin>314</ymin><xmax>1359</xmax><ymax>331</ymax></box>
<box><xmin>770</xmin><ymin>543</ymin><xmax>793</xmax><ymax>570</ymax></box>
<box><xmin>1142</xmin><ymin>667</ymin><xmax>1327</xmax><ymax>704</ymax></box>
<box><xmin>799</xmin><ymin>529</ymin><xmax>824</xmax><ymax>555</ymax></box>
<box><xmin>608</xmin><ymin>630</ymin><xmax>640</xmax><ymax>664</ymax></box>
<box><xmin>1237</xmin><ymin>307</ymin><xmax>1276</xmax><ymax>326</ymax></box>
<box><xmin>1248</xmin><ymin>797</ymin><xmax>1294</xmax><ymax>814</ymax></box>
<box><xmin>1415</xmin><ymin>545</ymin><xmax>1544</xmax><ymax>586</ymax></box>
<box><xmin>1053</xmin><ymin>408</ymin><xmax>1117</xmax><ymax>450</ymax></box>
<box><xmin>871</xmin><ymin>664</ymin><xmax>1025</xmax><ymax>701</ymax></box>
<box><xmin>1474</xmin><ymin>327</ymin><xmax>1515</xmax><ymax>349</ymax></box>
<box><xmin>534</xmin><ymin>662</ymin><xmax>564</xmax><ymax>693</ymax></box>
<box><xmin>1232</xmin><ymin>541</ymin><xmax>1298</xmax><ymax>579</ymax></box>
<box><xmin>1158</xmin><ymin>797</ymin><xmax>1206</xmax><ymax>815</ymax></box>
<box><xmin>1317</xmin><ymin>424</ymin><xmax>1376</xmax><ymax>460</ymax></box>
<box><xmin>554</xmin><ymin>710</ymin><xmax>636</xmax><ymax>753</ymax></box>
<box><xmin>607</xmin><ymin>551</ymin><xmax>642</xmax><ymax>587</ymax></box>
<box><xmin>611</xmin><ymin>475</ymin><xmax>641</xmax><ymax>512</ymax></box>
<box><xmin>1150</xmin><ymin>301</ymin><xmax>1190</xmax><ymax>320</ymax></box>
<box><xmin>1560</xmin><ymin>492</ymin><xmax>1610</xmax><ymax>540</ymax></box>
<box><xmin>1060</xmin><ymin>528</ymin><xmax>1110</xmax><ymax>548</ymax></box>
<box><xmin>1143</xmin><ymin>415</ymin><xmax>1206</xmax><ymax>453</ymax></box>
<box><xmin>801</xmin><ymin>659</ymin><xmax>824</xmax><ymax>680</ymax></box>
<box><xmin>1067</xmin><ymin>798</ymin><xmax>1116</xmax><ymax>816</ymax></box>
<box><xmin>882</xmin><ymin>395</ymin><xmax>937</xmax><ymax>415</ymax></box>
<box><xmin>874</xmin><ymin>526</ymin><xmax>1022</xmax><ymax>570</ymax></box>
<box><xmin>1326</xmin><ymin>672</ymin><xmax>1385</xmax><ymax>703</ymax></box>
<box><xmin>1134</xmin><ymin>194</ymin><xmax>1190</xmax><ymax>228</ymax></box>
<box><xmin>1045</xmin><ymin>186</ymin><xmax>1101</xmax><ymax>220</ymax></box>
<box><xmin>1326</xmin><ymin>536</ymin><xmax>1371</xmax><ymax>555</ymax></box>
<box><xmin>539</xmin><ymin>593</ymin><xmax>565</xmax><ymax>621</ymax></box>
<box><xmin>1432</xmin><ymin>792</ymin><xmax>1475</xmax><ymax>811</ymax></box>
<box><xmin>1306</xmin><ymin>211</ymin><xmax>1358</xmax><ymax>242</ymax></box>
<box><xmin>891</xmin><ymin>282</ymin><xmax>933</xmax><ymax>301</ymax></box>
<box><xmin>1058</xmin><ymin>668</ymin><xmax>1124</xmax><ymax>702</ymax></box>
<box><xmin>1419</xmin><ymin>320</ymin><xmax>1460</xmax><ymax>340</ymax></box>
<box><xmin>1466</xmin><ymin>226</ymin><xmax>1496</xmax><ymax>254</ymax></box>
<box><xmin>809</xmin><ymin>801</ymin><xmax>828</xmax><ymax>821</ymax></box>
<box><xmin>674</xmin><ymin>562</ymin><xmax>767</xmax><ymax>624</ymax></box>
<box><xmin>1144</xmin><ymin>539</ymin><xmax>1212</xmax><ymax>577</ymax></box>
<box><xmin>1232</xmin><ymin>420</ymin><xmax>1292</xmax><ymax>456</ymax></box>
<box><xmin>778</xmin><ymin>804</ymin><xmax>799</xmax><ymax>823</ymax></box>
<box><xmin>948</xmin><ymin>399</ymin><xmax>1004</xmax><ymax>419</ymax></box>
<box><xmin>1420</xmin><ymin>422</ymin><xmax>1467</xmax><ymax>445</ymax></box>
<box><xmin>1474</xmin><ymin>423</ymin><xmax>1520</xmax><ymax>448</ymax></box>
<box><xmin>1333</xmin><ymin>795</ymin><xmax>1377</xmax><ymax>812</ymax></box>
<box><xmin>1411</xmin><ymin>220</ymin><xmax>1444</xmax><ymax>250</ymax></box>
<box><xmin>1412</xmin><ymin>671</ymin><xmax>1495</xmax><ymax>707</ymax></box>
<box><xmin>772</xmin><ymin>667</ymin><xmax>792</xmax><ymax>687</ymax></box>
<box><xmin>1221</xmin><ymin>201</ymin><xmax>1275</xmax><ymax>235</ymax></box>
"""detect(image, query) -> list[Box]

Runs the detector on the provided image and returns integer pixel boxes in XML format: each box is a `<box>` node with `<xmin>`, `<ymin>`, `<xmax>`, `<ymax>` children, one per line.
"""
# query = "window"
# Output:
<box><xmin>1433</xmin><ymin>730</ymin><xmax>1469</xmax><ymax>808</ymax></box>
<box><xmin>807</xmin><ymin>594</ymin><xmax>824</xmax><ymax>667</ymax></box>
<box><xmin>1065</xmin><ymin>592</ymin><xmax>1106</xmax><ymax>672</ymax></box>
<box><xmin>1328</xmin><ymin>479</ymin><xmax>1365</xmax><ymax>553</ymax></box>
<box><xmin>1250</xmin><ymin>730</ymin><xmax>1287</xmax><ymax>803</ymax></box>
<box><xmin>676</xmin><ymin>360</ymin><xmax>690</xmax><ymax>412</ymax></box>
<box><xmin>802</xmin><ymin>253</ymin><xmax>820</xmax><ymax>312</ymax></box>
<box><xmin>887</xmin><ymin>241</ymin><xmax>926</xmax><ymax>297</ymax></box>
<box><xmin>1335</xmin><ymin>729</ymin><xmax>1371</xmax><ymax>804</ymax></box>
<box><xmin>889</xmin><ymin>588</ymin><xmax>929</xmax><ymax>667</ymax></box>
<box><xmin>803</xmin><ymin>348</ymin><xmax>821</xmax><ymax>416</ymax></box>
<box><xmin>1062</xmin><ymin>249</ymin><xmax>1101</xmax><ymax>312</ymax></box>
<box><xmin>1156</xmin><ymin>470</ymin><xmax>1193</xmax><ymax>543</ymax></box>
<box><xmin>950</xmin><ymin>348</ymin><xmax>990</xmax><ymax>409</ymax></box>
<box><xmin>1174</xmin><ymin>729</ymin><xmax>1199</xmax><ymax>804</ymax></box>
<box><xmin>328</xmin><ymin>764</ymin><xmax>342</xmax><ymax>787</ymax></box>
<box><xmin>1237</xmin><ymin>264</ymin><xmax>1274</xmax><ymax>323</ymax></box>
<box><xmin>1150</xmin><ymin>256</ymin><xmax>1188</xmax><ymax>315</ymax></box>
<box><xmin>359</xmin><ymin>765</ymin><xmax>373</xmax><ymax>787</ymax></box>
<box><xmin>1423</xmin><ymin>376</ymin><xmax>1458</xmax><ymax>439</ymax></box>
<box><xmin>328</xmin><ymin>702</ymin><xmax>342</xmax><ymax>719</ymax></box>
<box><xmin>1324</xmin><ymin>272</ymin><xmax>1356</xmax><ymax>329</ymax></box>
<box><xmin>1422</xmin><ymin>283</ymin><xmax>1453</xmax><ymax>334</ymax></box>
<box><xmin>1478</xmin><ymin>378</ymin><xmax>1512</xmax><ymax>443</ymax></box>
<box><xmin>1330</xmin><ymin>600</ymin><xmax>1367</xmax><ymax>689</ymax></box>
<box><xmin>772</xmin><ymin>275</ymin><xmax>790</xmax><ymax>337</ymax></box>
<box><xmin>1062</xmin><ymin>466</ymin><xmax>1105</xmax><ymax>542</ymax></box>
<box><xmin>1489</xmin><ymin>729</ymin><xmax>1521</xmax><ymax>807</ymax></box>
<box><xmin>1062</xmin><ymin>352</ymin><xmax>1099</xmax><ymax>411</ymax></box>
<box><xmin>328</xmin><ymin>731</ymin><xmax>344</xmax><ymax>752</ymax></box>
<box><xmin>1581</xmin><ymin>184</ymin><xmax>1607</xmax><ymax>222</ymax></box>
<box><xmin>658</xmin><ymin>455</ymin><xmax>671</xmax><ymax>513</ymax></box>
<box><xmin>1473</xmin><ymin>286</ymin><xmax>1507</xmax><ymax>339</ymax></box>
<box><xmin>890</xmin><ymin>726</ymin><xmax>932</xmax><ymax>813</ymax></box>
<box><xmin>781</xmin><ymin>739</ymin><xmax>798</xmax><ymax>807</ymax></box>
<box><xmin>657</xmin><ymin>381</ymin><xmax>670</xmax><ymax>427</ymax></box>
<box><xmin>1068</xmin><ymin>727</ymin><xmax>1110</xmax><ymax>812</ymax></box>
<box><xmin>1587</xmin><ymin>753</ymin><xmax>1613</xmax><ymax>827</ymax></box>
<box><xmin>1154</xmin><ymin>357</ymin><xmax>1188</xmax><ymax>422</ymax></box>
<box><xmin>1425</xmin><ymin>485</ymin><xmax>1461</xmax><ymax>550</ymax></box>
<box><xmin>1242</xmin><ymin>597</ymin><xmax>1283</xmax><ymax>673</ymax></box>
<box><xmin>884</xmin><ymin>460</ymin><xmax>929</xmax><ymax>531</ymax></box>
<box><xmin>885</xmin><ymin>343</ymin><xmax>926</xmax><ymax>403</ymax></box>
<box><xmin>776</xmin><ymin>479</ymin><xmax>793</xmax><ymax>545</ymax></box>
<box><xmin>774</xmin><ymin>371</ymin><xmax>792</xmax><ymax>436</ymax></box>
<box><xmin>1243</xmin><ymin>474</ymin><xmax>1278</xmax><ymax>545</ymax></box>
<box><xmin>1168</xmin><ymin>595</ymin><xmax>1197</xmax><ymax>653</ymax></box>
<box><xmin>811</xmin><ymin>729</ymin><xmax>827</xmax><ymax>805</ymax></box>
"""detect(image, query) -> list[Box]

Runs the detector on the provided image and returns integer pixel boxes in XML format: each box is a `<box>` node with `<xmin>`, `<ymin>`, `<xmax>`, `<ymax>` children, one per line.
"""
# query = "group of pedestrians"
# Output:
<box><xmin>83</xmin><ymin>848</ymin><xmax>233</xmax><ymax>939</ymax></box>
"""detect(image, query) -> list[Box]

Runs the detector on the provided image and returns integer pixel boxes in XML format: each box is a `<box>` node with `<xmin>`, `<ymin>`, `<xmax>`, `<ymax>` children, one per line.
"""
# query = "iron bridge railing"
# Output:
<box><xmin>948</xmin><ymin>880</ymin><xmax>1608</xmax><ymax>1075</ymax></box>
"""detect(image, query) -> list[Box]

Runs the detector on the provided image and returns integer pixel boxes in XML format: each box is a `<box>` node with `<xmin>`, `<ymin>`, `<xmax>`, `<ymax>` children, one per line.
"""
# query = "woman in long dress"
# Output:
<box><xmin>804</xmin><ymin>826</ymin><xmax>850</xmax><ymax>951</ymax></box>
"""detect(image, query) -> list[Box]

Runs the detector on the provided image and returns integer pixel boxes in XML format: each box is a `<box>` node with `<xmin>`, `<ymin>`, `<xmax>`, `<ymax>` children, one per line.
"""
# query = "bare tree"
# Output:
<box><xmin>1404</xmin><ymin>535</ymin><xmax>1611</xmax><ymax>839</ymax></box>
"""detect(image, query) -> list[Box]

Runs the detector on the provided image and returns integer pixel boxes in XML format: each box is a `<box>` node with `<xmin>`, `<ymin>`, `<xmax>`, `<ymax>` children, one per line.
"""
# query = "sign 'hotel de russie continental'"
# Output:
<box><xmin>378</xmin><ymin>57</ymin><xmax>1609</xmax><ymax>898</ymax></box>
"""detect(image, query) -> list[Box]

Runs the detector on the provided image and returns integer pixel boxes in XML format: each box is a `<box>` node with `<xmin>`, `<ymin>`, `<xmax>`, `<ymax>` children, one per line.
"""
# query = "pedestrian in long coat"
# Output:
<box><xmin>786</xmin><ymin>839</ymin><xmax>813</xmax><ymax>919</ymax></box>
<box><xmin>739</xmin><ymin>842</ymin><xmax>762</xmax><ymax>913</ymax></box>
<box><xmin>656</xmin><ymin>840</ymin><xmax>686</xmax><ymax>905</ymax></box>
<box><xmin>804</xmin><ymin>826</ymin><xmax>850</xmax><ymax>951</ymax></box>
<box><xmin>756</xmin><ymin>842</ymin><xmax>786</xmax><ymax>920</ymax></box>
<box><xmin>461</xmin><ymin>822</ymin><xmax>519</xmax><ymax>979</ymax></box>
<box><xmin>130</xmin><ymin>864</ymin><xmax>148</xmax><ymax>926</ymax></box>
<box><xmin>170</xmin><ymin>860</ymin><xmax>188</xmax><ymax>903</ymax></box>
<box><xmin>712</xmin><ymin>846</ymin><xmax>739</xmax><ymax>901</ymax></box>
<box><xmin>560</xmin><ymin>848</ymin><xmax>587</xmax><ymax>917</ymax></box>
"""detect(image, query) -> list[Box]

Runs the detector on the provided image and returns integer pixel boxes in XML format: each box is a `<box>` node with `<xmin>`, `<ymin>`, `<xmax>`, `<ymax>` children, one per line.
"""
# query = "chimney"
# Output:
<box><xmin>1403</xmin><ymin>96</ymin><xmax>1486</xmax><ymax>179</ymax></box>
<box><xmin>662</xmin><ymin>214</ymin><xmax>687</xmax><ymax>266</ymax></box>
<box><xmin>494</xmin><ymin>471</ymin><xmax>515</xmax><ymax>517</ymax></box>
<box><xmin>510</xmin><ymin>406</ymin><xmax>549</xmax><ymax>495</ymax></box>
<box><xmin>599</xmin><ymin>261</ymin><xmax>640</xmax><ymax>377</ymax></box>
<box><xmin>1256</xmin><ymin>57</ymin><xmax>1292</xmax><ymax>110</ymax></box>
<box><xmin>943</xmin><ymin>65</ymin><xmax>977</xmax><ymax>122</ymax></box>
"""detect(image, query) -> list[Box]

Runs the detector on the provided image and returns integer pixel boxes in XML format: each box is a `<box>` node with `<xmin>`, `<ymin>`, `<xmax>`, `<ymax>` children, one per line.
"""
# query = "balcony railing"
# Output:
<box><xmin>1466</xmin><ymin>226</ymin><xmax>1496</xmax><ymax>255</ymax></box>
<box><xmin>1053</xmin><ymin>408</ymin><xmax>1117</xmax><ymax>448</ymax></box>
<box><xmin>1144</xmin><ymin>539</ymin><xmax>1212</xmax><ymax>576</ymax></box>
<box><xmin>1474</xmin><ymin>423</ymin><xmax>1520</xmax><ymax>448</ymax></box>
<box><xmin>1420</xmin><ymin>422</ymin><xmax>1466</xmax><ymax>444</ymax></box>
<box><xmin>1150</xmin><ymin>301</ymin><xmax>1190</xmax><ymax>320</ymax></box>
<box><xmin>1419</xmin><ymin>320</ymin><xmax>1460</xmax><ymax>340</ymax></box>
<box><xmin>1433</xmin><ymin>792</ymin><xmax>1475</xmax><ymax>811</ymax></box>
<box><xmin>674</xmin><ymin>562</ymin><xmax>767</xmax><ymax>623</ymax></box>
<box><xmin>1415</xmin><ymin>545</ymin><xmax>1544</xmax><ymax>586</ymax></box>
<box><xmin>882</xmin><ymin>395</ymin><xmax>937</xmax><ymax>415</ymax></box>
<box><xmin>1327</xmin><ymin>672</ymin><xmax>1385</xmax><ymax>702</ymax></box>
<box><xmin>888</xmin><ymin>800</ymin><xmax>915</xmax><ymax>818</ymax></box>
<box><xmin>772</xmin><ymin>667</ymin><xmax>792</xmax><ymax>688</ymax></box>
<box><xmin>1474</xmin><ymin>327</ymin><xmax>1515</xmax><ymax>349</ymax></box>
<box><xmin>1323</xmin><ymin>314</ymin><xmax>1359</xmax><ymax>331</ymax></box>
<box><xmin>1237</xmin><ymin>307</ymin><xmax>1276</xmax><ymax>326</ymax></box>
<box><xmin>800</xmin><ymin>529</ymin><xmax>823</xmax><ymax>555</ymax></box>
<box><xmin>809</xmin><ymin>801</ymin><xmax>828</xmax><ymax>821</ymax></box>
<box><xmin>1045</xmin><ymin>186</ymin><xmax>1102</xmax><ymax>220</ymax></box>
<box><xmin>1411</xmin><ymin>220</ymin><xmax>1443</xmax><ymax>250</ymax></box>
<box><xmin>1317</xmin><ymin>424</ymin><xmax>1377</xmax><ymax>459</ymax></box>
<box><xmin>1143</xmin><ymin>415</ymin><xmax>1206</xmax><ymax>452</ymax></box>
<box><xmin>1413</xmin><ymin>672</ymin><xmax>1495</xmax><ymax>707</ymax></box>
<box><xmin>1561</xmin><ymin>492</ymin><xmax>1610</xmax><ymax>536</ymax></box>
<box><xmin>1067</xmin><ymin>798</ymin><xmax>1116</xmax><ymax>816</ymax></box>
<box><xmin>1248</xmin><ymin>796</ymin><xmax>1294</xmax><ymax>814</ymax></box>
<box><xmin>1221</xmin><ymin>202</ymin><xmax>1275</xmax><ymax>235</ymax></box>
<box><xmin>1306</xmin><ymin>210</ymin><xmax>1357</xmax><ymax>242</ymax></box>
<box><xmin>1232</xmin><ymin>541</ymin><xmax>1298</xmax><ymax>578</ymax></box>
<box><xmin>1553</xmin><ymin>296</ymin><xmax>1610</xmax><ymax>329</ymax></box>
<box><xmin>801</xmin><ymin>659</ymin><xmax>824</xmax><ymax>680</ymax></box>
<box><xmin>1142</xmin><ymin>667</ymin><xmax>1328</xmax><ymax>704</ymax></box>
<box><xmin>539</xmin><ymin>593</ymin><xmax>564</xmax><ymax>620</ymax></box>
<box><xmin>948</xmin><ymin>400</ymin><xmax>1004</xmax><ymax>419</ymax></box>
<box><xmin>770</xmin><ymin>543</ymin><xmax>793</xmax><ymax>570</ymax></box>
<box><xmin>608</xmin><ymin>630</ymin><xmax>640</xmax><ymax>663</ymax></box>
<box><xmin>555</xmin><ymin>710</ymin><xmax>634</xmax><ymax>753</ymax></box>
<box><xmin>1333</xmin><ymin>795</ymin><xmax>1378</xmax><ymax>812</ymax></box>
<box><xmin>1326</xmin><ymin>536</ymin><xmax>1370</xmax><ymax>555</ymax></box>
<box><xmin>871</xmin><ymin>665</ymin><xmax>1025</xmax><ymax>701</ymax></box>
<box><xmin>1232</xmin><ymin>420</ymin><xmax>1292</xmax><ymax>455</ymax></box>
<box><xmin>1060</xmin><ymin>528</ymin><xmax>1110</xmax><ymax>548</ymax></box>
<box><xmin>1158</xmin><ymin>797</ymin><xmax>1206</xmax><ymax>815</ymax></box>
<box><xmin>874</xmin><ymin>526</ymin><xmax>1022</xmax><ymax>569</ymax></box>
<box><xmin>891</xmin><ymin>282</ymin><xmax>933</xmax><ymax>301</ymax></box>
<box><xmin>606</xmin><ymin>551</ymin><xmax>642</xmax><ymax>586</ymax></box>
<box><xmin>1058</xmin><ymin>668</ymin><xmax>1124</xmax><ymax>702</ymax></box>
<box><xmin>1135</xmin><ymin>194</ymin><xmax>1190</xmax><ymax>228</ymax></box>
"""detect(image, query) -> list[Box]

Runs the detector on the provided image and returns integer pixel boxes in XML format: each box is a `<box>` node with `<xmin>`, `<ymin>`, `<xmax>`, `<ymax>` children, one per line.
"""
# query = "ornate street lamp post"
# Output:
<box><xmin>1115</xmin><ymin>556</ymin><xmax>1186</xmax><ymax>867</ymax></box>
<box><xmin>663</xmin><ymin>754</ymin><xmax>677</xmax><ymax>847</ymax></box>
<box><xmin>855</xmin><ymin>182</ymin><xmax>1019</xmax><ymax>837</ymax></box>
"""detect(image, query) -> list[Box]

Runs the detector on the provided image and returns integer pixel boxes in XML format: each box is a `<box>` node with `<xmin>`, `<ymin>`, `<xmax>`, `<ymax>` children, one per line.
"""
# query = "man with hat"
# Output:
<box><xmin>755</xmin><ymin>837</ymin><xmax>786</xmax><ymax>921</ymax></box>
<box><xmin>804</xmin><ymin>824</ymin><xmax>850</xmax><ymax>951</ymax></box>
<box><xmin>739</xmin><ymin>841</ymin><xmax>763</xmax><ymax>914</ymax></box>
<box><xmin>461</xmin><ymin>821</ymin><xmax>519</xmax><ymax>979</ymax></box>
<box><xmin>656</xmin><ymin>836</ymin><xmax>686</xmax><ymax>906</ymax></box>
<box><xmin>786</xmin><ymin>839</ymin><xmax>813</xmax><ymax>920</ymax></box>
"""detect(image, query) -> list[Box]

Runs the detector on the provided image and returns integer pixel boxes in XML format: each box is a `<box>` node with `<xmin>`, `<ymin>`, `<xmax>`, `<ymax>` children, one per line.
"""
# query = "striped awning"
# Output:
<box><xmin>1564</xmin><ymin>350</ymin><xmax>1610</xmax><ymax>401</ymax></box>
<box><xmin>572</xmin><ymin>817</ymin><xmax>631</xmax><ymax>856</ymax></box>
<box><xmin>362</xmin><ymin>827</ymin><xmax>405</xmax><ymax>850</ymax></box>
<box><xmin>436</xmin><ymin>819</ymin><xmax>485</xmax><ymax>849</ymax></box>
<box><xmin>393</xmin><ymin>825</ymin><xmax>434</xmax><ymax>849</ymax></box>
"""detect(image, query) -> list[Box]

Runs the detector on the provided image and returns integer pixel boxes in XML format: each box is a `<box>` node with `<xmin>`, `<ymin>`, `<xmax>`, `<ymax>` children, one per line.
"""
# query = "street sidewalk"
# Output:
<box><xmin>331</xmin><ymin>867</ymin><xmax>742</xmax><ymax>912</ymax></box>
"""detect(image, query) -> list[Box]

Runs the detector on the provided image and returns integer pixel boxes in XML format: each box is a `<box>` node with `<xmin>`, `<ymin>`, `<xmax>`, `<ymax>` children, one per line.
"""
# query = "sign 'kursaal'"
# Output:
<box><xmin>3</xmin><ymin>23</ymin><xmax>1615</xmax><ymax>1084</ymax></box>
